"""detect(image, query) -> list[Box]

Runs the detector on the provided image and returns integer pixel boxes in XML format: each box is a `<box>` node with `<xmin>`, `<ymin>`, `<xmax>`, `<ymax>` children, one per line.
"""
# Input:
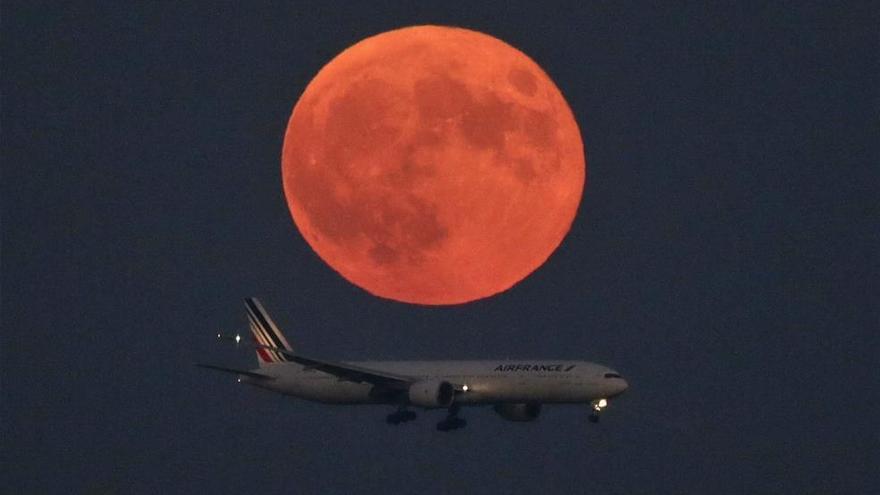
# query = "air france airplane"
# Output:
<box><xmin>200</xmin><ymin>298</ymin><xmax>628</xmax><ymax>431</ymax></box>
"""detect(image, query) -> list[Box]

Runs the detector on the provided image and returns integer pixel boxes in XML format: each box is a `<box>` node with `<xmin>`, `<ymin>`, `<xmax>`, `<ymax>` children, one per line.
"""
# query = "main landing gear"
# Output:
<box><xmin>386</xmin><ymin>407</ymin><xmax>417</xmax><ymax>425</ymax></box>
<box><xmin>588</xmin><ymin>398</ymin><xmax>609</xmax><ymax>423</ymax></box>
<box><xmin>436</xmin><ymin>404</ymin><xmax>466</xmax><ymax>432</ymax></box>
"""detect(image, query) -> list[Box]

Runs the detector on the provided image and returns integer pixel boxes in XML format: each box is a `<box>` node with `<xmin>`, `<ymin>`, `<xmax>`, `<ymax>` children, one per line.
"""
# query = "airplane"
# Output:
<box><xmin>199</xmin><ymin>298</ymin><xmax>629</xmax><ymax>431</ymax></box>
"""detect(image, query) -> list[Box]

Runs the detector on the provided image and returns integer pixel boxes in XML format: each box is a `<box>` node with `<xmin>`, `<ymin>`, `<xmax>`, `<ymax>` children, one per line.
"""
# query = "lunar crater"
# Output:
<box><xmin>414</xmin><ymin>74</ymin><xmax>473</xmax><ymax>123</ymax></box>
<box><xmin>323</xmin><ymin>77</ymin><xmax>405</xmax><ymax>168</ymax></box>
<box><xmin>363</xmin><ymin>193</ymin><xmax>449</xmax><ymax>268</ymax></box>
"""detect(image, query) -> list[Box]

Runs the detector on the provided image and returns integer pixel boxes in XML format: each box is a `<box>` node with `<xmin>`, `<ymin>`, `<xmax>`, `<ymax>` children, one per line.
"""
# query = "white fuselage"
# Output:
<box><xmin>245</xmin><ymin>360</ymin><xmax>629</xmax><ymax>406</ymax></box>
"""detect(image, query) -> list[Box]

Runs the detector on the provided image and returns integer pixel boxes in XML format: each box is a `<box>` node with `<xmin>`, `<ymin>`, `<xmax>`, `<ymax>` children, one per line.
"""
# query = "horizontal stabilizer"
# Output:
<box><xmin>197</xmin><ymin>363</ymin><xmax>274</xmax><ymax>380</ymax></box>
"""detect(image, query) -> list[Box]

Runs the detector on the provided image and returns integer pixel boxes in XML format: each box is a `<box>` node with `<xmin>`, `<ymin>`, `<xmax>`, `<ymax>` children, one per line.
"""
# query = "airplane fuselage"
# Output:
<box><xmin>202</xmin><ymin>298</ymin><xmax>629</xmax><ymax>429</ymax></box>
<box><xmin>246</xmin><ymin>360</ymin><xmax>628</xmax><ymax>406</ymax></box>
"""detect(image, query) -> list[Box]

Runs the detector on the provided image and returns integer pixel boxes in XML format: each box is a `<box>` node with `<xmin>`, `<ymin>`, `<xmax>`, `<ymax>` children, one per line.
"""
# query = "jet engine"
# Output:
<box><xmin>408</xmin><ymin>380</ymin><xmax>455</xmax><ymax>408</ymax></box>
<box><xmin>493</xmin><ymin>403</ymin><xmax>542</xmax><ymax>421</ymax></box>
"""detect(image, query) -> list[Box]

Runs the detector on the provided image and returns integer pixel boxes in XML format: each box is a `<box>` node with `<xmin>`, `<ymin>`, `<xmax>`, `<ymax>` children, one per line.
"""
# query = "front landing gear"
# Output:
<box><xmin>386</xmin><ymin>407</ymin><xmax>417</xmax><ymax>425</ymax></box>
<box><xmin>589</xmin><ymin>398</ymin><xmax>609</xmax><ymax>423</ymax></box>
<box><xmin>436</xmin><ymin>404</ymin><xmax>466</xmax><ymax>431</ymax></box>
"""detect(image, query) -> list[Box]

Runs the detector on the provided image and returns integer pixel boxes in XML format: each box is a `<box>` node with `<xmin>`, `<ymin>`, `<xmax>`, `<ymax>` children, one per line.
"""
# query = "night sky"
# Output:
<box><xmin>3</xmin><ymin>2</ymin><xmax>877</xmax><ymax>493</ymax></box>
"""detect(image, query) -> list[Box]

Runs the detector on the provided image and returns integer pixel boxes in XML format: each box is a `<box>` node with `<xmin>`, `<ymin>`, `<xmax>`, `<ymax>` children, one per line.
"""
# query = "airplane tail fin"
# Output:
<box><xmin>244</xmin><ymin>297</ymin><xmax>294</xmax><ymax>366</ymax></box>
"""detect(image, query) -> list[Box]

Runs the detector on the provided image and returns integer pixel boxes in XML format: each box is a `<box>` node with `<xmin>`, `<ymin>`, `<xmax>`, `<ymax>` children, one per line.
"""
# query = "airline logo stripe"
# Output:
<box><xmin>248</xmin><ymin>310</ymin><xmax>283</xmax><ymax>351</ymax></box>
<box><xmin>245</xmin><ymin>298</ymin><xmax>292</xmax><ymax>351</ymax></box>
<box><xmin>248</xmin><ymin>318</ymin><xmax>274</xmax><ymax>363</ymax></box>
<box><xmin>257</xmin><ymin>348</ymin><xmax>273</xmax><ymax>363</ymax></box>
<box><xmin>248</xmin><ymin>317</ymin><xmax>277</xmax><ymax>363</ymax></box>
<box><xmin>247</xmin><ymin>314</ymin><xmax>271</xmax><ymax>347</ymax></box>
<box><xmin>247</xmin><ymin>313</ymin><xmax>286</xmax><ymax>363</ymax></box>
<box><xmin>246</xmin><ymin>306</ymin><xmax>284</xmax><ymax>351</ymax></box>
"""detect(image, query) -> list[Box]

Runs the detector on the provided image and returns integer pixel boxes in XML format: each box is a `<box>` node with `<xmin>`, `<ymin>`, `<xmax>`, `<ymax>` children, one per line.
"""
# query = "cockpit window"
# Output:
<box><xmin>604</xmin><ymin>372</ymin><xmax>622</xmax><ymax>378</ymax></box>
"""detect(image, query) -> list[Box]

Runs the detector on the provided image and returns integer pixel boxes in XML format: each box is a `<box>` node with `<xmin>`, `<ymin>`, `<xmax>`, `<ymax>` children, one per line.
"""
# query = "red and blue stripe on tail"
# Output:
<box><xmin>244</xmin><ymin>297</ymin><xmax>293</xmax><ymax>366</ymax></box>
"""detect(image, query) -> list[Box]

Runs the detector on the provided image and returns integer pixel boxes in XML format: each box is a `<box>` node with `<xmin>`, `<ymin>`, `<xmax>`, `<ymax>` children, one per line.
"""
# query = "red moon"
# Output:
<box><xmin>282</xmin><ymin>26</ymin><xmax>585</xmax><ymax>305</ymax></box>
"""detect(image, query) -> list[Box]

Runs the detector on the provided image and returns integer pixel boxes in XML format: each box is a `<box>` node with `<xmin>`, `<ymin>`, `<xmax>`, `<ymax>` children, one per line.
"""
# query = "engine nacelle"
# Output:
<box><xmin>408</xmin><ymin>380</ymin><xmax>455</xmax><ymax>408</ymax></box>
<box><xmin>493</xmin><ymin>403</ymin><xmax>542</xmax><ymax>422</ymax></box>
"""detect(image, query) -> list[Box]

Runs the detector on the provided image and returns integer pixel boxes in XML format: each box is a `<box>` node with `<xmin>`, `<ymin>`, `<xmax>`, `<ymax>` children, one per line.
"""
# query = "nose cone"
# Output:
<box><xmin>611</xmin><ymin>378</ymin><xmax>629</xmax><ymax>397</ymax></box>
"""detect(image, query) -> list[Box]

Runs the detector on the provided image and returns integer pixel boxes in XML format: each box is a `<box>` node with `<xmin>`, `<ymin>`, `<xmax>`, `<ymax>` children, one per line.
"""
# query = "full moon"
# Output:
<box><xmin>282</xmin><ymin>26</ymin><xmax>585</xmax><ymax>305</ymax></box>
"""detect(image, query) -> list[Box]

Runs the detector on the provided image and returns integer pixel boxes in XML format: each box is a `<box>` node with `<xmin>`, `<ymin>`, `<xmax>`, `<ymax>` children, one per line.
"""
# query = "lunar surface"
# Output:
<box><xmin>282</xmin><ymin>26</ymin><xmax>585</xmax><ymax>305</ymax></box>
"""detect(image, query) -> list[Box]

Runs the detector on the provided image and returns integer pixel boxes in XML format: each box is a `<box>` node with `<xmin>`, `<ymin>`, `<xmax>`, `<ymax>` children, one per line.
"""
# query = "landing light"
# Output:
<box><xmin>235</xmin><ymin>334</ymin><xmax>241</xmax><ymax>344</ymax></box>
<box><xmin>598</xmin><ymin>399</ymin><xmax>607</xmax><ymax>408</ymax></box>
<box><xmin>462</xmin><ymin>385</ymin><xmax>469</xmax><ymax>392</ymax></box>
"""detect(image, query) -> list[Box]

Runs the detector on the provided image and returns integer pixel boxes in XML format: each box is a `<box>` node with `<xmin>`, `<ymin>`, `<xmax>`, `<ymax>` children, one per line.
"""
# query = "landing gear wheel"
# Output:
<box><xmin>588</xmin><ymin>413</ymin><xmax>600</xmax><ymax>423</ymax></box>
<box><xmin>437</xmin><ymin>404</ymin><xmax>466</xmax><ymax>431</ymax></box>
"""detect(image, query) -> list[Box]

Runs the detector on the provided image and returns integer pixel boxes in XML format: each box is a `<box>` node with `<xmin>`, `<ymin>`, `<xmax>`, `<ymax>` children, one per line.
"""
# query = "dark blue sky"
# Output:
<box><xmin>3</xmin><ymin>2</ymin><xmax>877</xmax><ymax>493</ymax></box>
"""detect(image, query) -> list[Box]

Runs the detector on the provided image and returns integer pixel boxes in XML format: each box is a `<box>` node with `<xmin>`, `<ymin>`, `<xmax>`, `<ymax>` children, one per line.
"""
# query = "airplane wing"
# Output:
<box><xmin>219</xmin><ymin>335</ymin><xmax>415</xmax><ymax>389</ymax></box>
<box><xmin>196</xmin><ymin>363</ymin><xmax>275</xmax><ymax>380</ymax></box>
<box><xmin>289</xmin><ymin>353</ymin><xmax>414</xmax><ymax>389</ymax></box>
